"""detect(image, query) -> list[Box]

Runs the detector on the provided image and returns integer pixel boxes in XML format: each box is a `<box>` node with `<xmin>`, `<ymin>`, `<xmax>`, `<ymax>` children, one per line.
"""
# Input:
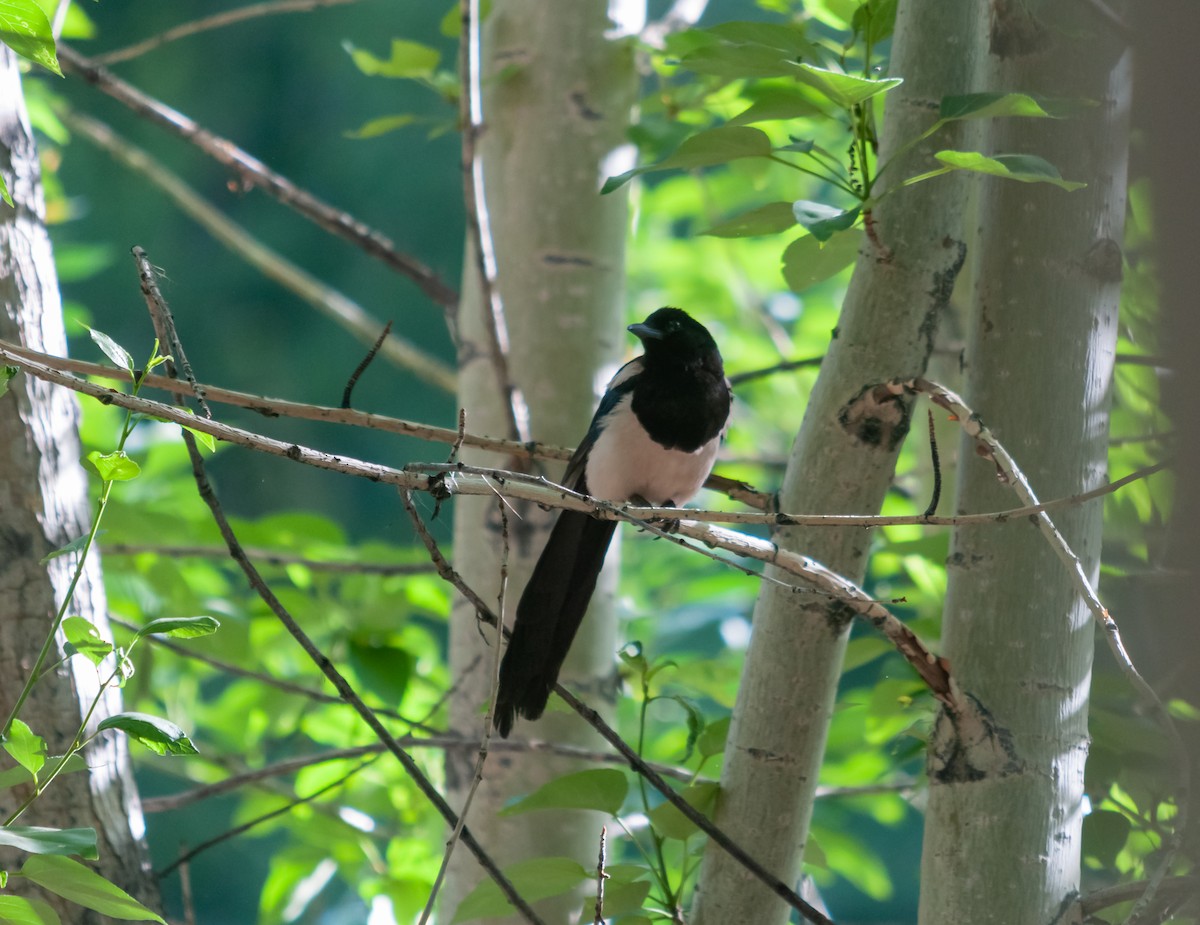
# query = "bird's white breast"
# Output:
<box><xmin>584</xmin><ymin>394</ymin><xmax>721</xmax><ymax>505</ymax></box>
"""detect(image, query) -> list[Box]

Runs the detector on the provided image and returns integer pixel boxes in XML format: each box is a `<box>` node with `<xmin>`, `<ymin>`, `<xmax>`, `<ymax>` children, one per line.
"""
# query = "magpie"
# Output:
<box><xmin>494</xmin><ymin>307</ymin><xmax>731</xmax><ymax>738</ymax></box>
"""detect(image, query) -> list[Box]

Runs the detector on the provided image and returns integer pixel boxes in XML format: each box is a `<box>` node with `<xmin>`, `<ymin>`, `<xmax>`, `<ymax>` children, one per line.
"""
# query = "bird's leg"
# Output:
<box><xmin>630</xmin><ymin>494</ymin><xmax>682</xmax><ymax>535</ymax></box>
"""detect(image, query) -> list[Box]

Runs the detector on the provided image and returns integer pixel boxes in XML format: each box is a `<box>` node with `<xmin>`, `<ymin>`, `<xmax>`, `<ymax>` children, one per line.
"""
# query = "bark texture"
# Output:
<box><xmin>443</xmin><ymin>2</ymin><xmax>640</xmax><ymax>920</ymax></box>
<box><xmin>918</xmin><ymin>3</ymin><xmax>1130</xmax><ymax>922</ymax></box>
<box><xmin>691</xmin><ymin>4</ymin><xmax>978</xmax><ymax>923</ymax></box>
<box><xmin>0</xmin><ymin>47</ymin><xmax>158</xmax><ymax>917</ymax></box>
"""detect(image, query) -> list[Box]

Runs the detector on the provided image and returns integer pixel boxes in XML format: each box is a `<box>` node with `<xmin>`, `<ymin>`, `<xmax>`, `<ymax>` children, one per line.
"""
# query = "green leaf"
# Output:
<box><xmin>0</xmin><ymin>826</ymin><xmax>98</xmax><ymax>860</ymax></box>
<box><xmin>933</xmin><ymin>150</ymin><xmax>1086</xmax><ymax>191</ymax></box>
<box><xmin>700</xmin><ymin>201</ymin><xmax>797</xmax><ymax>238</ymax></box>
<box><xmin>578</xmin><ymin>876</ymin><xmax>652</xmax><ymax>919</ymax></box>
<box><xmin>697</xmin><ymin>714</ymin><xmax>730</xmax><ymax>758</ymax></box>
<box><xmin>96</xmin><ymin>712</ymin><xmax>197</xmax><ymax>757</ymax></box>
<box><xmin>792</xmin><ymin>64</ymin><xmax>901</xmax><ymax>109</ymax></box>
<box><xmin>727</xmin><ymin>88</ymin><xmax>822</xmax><ymax>126</ymax></box>
<box><xmin>84</xmin><ymin>327</ymin><xmax>134</xmax><ymax>373</ymax></box>
<box><xmin>0</xmin><ymin>894</ymin><xmax>63</xmax><ymax>925</ymax></box>
<box><xmin>852</xmin><ymin>0</ymin><xmax>898</xmax><ymax>45</ymax></box>
<box><xmin>2</xmin><ymin>719</ymin><xmax>46</xmax><ymax>780</ymax></box>
<box><xmin>0</xmin><ymin>0</ymin><xmax>60</xmax><ymax>75</ymax></box>
<box><xmin>344</xmin><ymin>38</ymin><xmax>440</xmax><ymax>78</ymax></box>
<box><xmin>0</xmin><ymin>365</ymin><xmax>17</xmax><ymax>395</ymax></box>
<box><xmin>62</xmin><ymin>616</ymin><xmax>114</xmax><ymax>666</ymax></box>
<box><xmin>661</xmin><ymin>694</ymin><xmax>704</xmax><ymax>762</ymax></box>
<box><xmin>781</xmin><ymin>231</ymin><xmax>862</xmax><ymax>292</ymax></box>
<box><xmin>440</xmin><ymin>0</ymin><xmax>491</xmax><ymax>37</ymax></box>
<box><xmin>602</xmin><ymin>126</ymin><xmax>773</xmax><ymax>193</ymax></box>
<box><xmin>675</xmin><ymin>21</ymin><xmax>816</xmax><ymax>79</ymax></box>
<box><xmin>0</xmin><ymin>754</ymin><xmax>86</xmax><ymax>792</ymax></box>
<box><xmin>451</xmin><ymin>857</ymin><xmax>589</xmax><ymax>923</ymax></box>
<box><xmin>645</xmin><ymin>781</ymin><xmax>720</xmax><ymax>840</ymax></box>
<box><xmin>500</xmin><ymin>768</ymin><xmax>627</xmax><ymax>817</ymax></box>
<box><xmin>18</xmin><ymin>855</ymin><xmax>165</xmax><ymax>922</ymax></box>
<box><xmin>182</xmin><ymin>426</ymin><xmax>216</xmax><ymax>453</ymax></box>
<box><xmin>0</xmin><ymin>175</ymin><xmax>10</xmax><ymax>208</ymax></box>
<box><xmin>1083</xmin><ymin>809</ymin><xmax>1131</xmax><ymax>868</ymax></box>
<box><xmin>344</xmin><ymin>114</ymin><xmax>418</xmax><ymax>139</ymax></box>
<box><xmin>133</xmin><ymin>615</ymin><xmax>220</xmax><ymax>641</ymax></box>
<box><xmin>39</xmin><ymin>531</ymin><xmax>98</xmax><ymax>565</ymax></box>
<box><xmin>792</xmin><ymin>200</ymin><xmax>861</xmax><ymax>241</ymax></box>
<box><xmin>347</xmin><ymin>638</ymin><xmax>411</xmax><ymax>703</ymax></box>
<box><xmin>938</xmin><ymin>92</ymin><xmax>1092</xmax><ymax>122</ymax></box>
<box><xmin>86</xmin><ymin>450</ymin><xmax>141</xmax><ymax>482</ymax></box>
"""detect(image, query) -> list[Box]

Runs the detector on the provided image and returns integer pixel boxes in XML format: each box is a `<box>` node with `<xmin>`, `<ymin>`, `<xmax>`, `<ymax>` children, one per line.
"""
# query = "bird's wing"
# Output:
<box><xmin>561</xmin><ymin>357</ymin><xmax>643</xmax><ymax>492</ymax></box>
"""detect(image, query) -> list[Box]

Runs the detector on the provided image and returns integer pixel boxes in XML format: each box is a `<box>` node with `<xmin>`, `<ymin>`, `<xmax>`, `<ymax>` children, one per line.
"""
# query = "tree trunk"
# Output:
<box><xmin>918</xmin><ymin>4</ymin><xmax>1129</xmax><ymax>923</ymax></box>
<box><xmin>443</xmin><ymin>2</ymin><xmax>640</xmax><ymax>921</ymax></box>
<box><xmin>691</xmin><ymin>4</ymin><xmax>978</xmax><ymax>922</ymax></box>
<box><xmin>0</xmin><ymin>47</ymin><xmax>159</xmax><ymax>917</ymax></box>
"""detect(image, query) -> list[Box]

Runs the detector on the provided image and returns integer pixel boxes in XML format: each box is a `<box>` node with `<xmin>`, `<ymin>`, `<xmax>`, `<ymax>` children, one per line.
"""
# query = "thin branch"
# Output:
<box><xmin>0</xmin><ymin>346</ymin><xmax>1168</xmax><ymax>534</ymax></box>
<box><xmin>56</xmin><ymin>45</ymin><xmax>459</xmax><ymax>311</ymax></box>
<box><xmin>156</xmin><ymin>757</ymin><xmax>375</xmax><ymax>880</ymax></box>
<box><xmin>593</xmin><ymin>826</ymin><xmax>608</xmax><ymax>925</ymax></box>
<box><xmin>93</xmin><ymin>0</ymin><xmax>363</xmax><ymax>66</ymax></box>
<box><xmin>102</xmin><ymin>543</ymin><xmax>437</xmax><ymax>575</ymax></box>
<box><xmin>727</xmin><ymin>355</ymin><xmax>823</xmax><ymax>387</ymax></box>
<box><xmin>885</xmin><ymin>377</ymin><xmax>1189</xmax><ymax>924</ymax></box>
<box><xmin>458</xmin><ymin>0</ymin><xmax>530</xmax><ymax>444</ymax></box>
<box><xmin>108</xmin><ymin>618</ymin><xmax>440</xmax><ymax>734</ymax></box>
<box><xmin>342</xmin><ymin>320</ymin><xmax>392</xmax><ymax>409</ymax></box>
<box><xmin>61</xmin><ymin>111</ymin><xmax>456</xmax><ymax>392</ymax></box>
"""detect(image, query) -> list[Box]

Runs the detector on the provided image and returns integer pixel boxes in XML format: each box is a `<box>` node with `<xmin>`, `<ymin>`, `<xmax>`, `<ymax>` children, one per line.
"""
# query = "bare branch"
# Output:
<box><xmin>62</xmin><ymin>111</ymin><xmax>456</xmax><ymax>392</ymax></box>
<box><xmin>94</xmin><ymin>0</ymin><xmax>363</xmax><ymax>66</ymax></box>
<box><xmin>103</xmin><ymin>543</ymin><xmax>436</xmax><ymax>575</ymax></box>
<box><xmin>57</xmin><ymin>45</ymin><xmax>459</xmax><ymax>311</ymax></box>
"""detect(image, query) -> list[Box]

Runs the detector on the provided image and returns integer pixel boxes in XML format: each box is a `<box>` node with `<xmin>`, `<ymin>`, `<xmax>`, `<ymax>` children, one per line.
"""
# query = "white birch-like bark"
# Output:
<box><xmin>0</xmin><ymin>47</ymin><xmax>158</xmax><ymax>916</ymax></box>
<box><xmin>918</xmin><ymin>3</ymin><xmax>1129</xmax><ymax>922</ymax></box>
<box><xmin>692</xmin><ymin>4</ymin><xmax>979</xmax><ymax>922</ymax></box>
<box><xmin>443</xmin><ymin>2</ymin><xmax>640</xmax><ymax>921</ymax></box>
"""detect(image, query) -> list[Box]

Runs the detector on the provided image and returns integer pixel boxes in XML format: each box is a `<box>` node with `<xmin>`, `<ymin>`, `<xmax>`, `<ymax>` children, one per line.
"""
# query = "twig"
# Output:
<box><xmin>342</xmin><ymin>320</ymin><xmax>392</xmax><ymax>409</ymax></box>
<box><xmin>593</xmin><ymin>826</ymin><xmax>608</xmax><ymax>925</ymax></box>
<box><xmin>102</xmin><ymin>543</ymin><xmax>436</xmax><ymax>575</ymax></box>
<box><xmin>1077</xmin><ymin>876</ymin><xmax>1198</xmax><ymax>917</ymax></box>
<box><xmin>727</xmin><ymin>355</ymin><xmax>823</xmax><ymax>387</ymax></box>
<box><xmin>458</xmin><ymin>0</ymin><xmax>530</xmax><ymax>445</ymax></box>
<box><xmin>401</xmin><ymin>490</ymin><xmax>835</xmax><ymax>924</ymax></box>
<box><xmin>93</xmin><ymin>0</ymin><xmax>362</xmax><ymax>65</ymax></box>
<box><xmin>924</xmin><ymin>407</ymin><xmax>941</xmax><ymax>518</ymax></box>
<box><xmin>417</xmin><ymin>493</ymin><xmax>510</xmax><ymax>925</ymax></box>
<box><xmin>110</xmin><ymin>616</ymin><xmax>437</xmax><ymax>733</ymax></box>
<box><xmin>57</xmin><ymin>46</ymin><xmax>459</xmax><ymax>311</ymax></box>
<box><xmin>156</xmin><ymin>757</ymin><xmax>374</xmax><ymax>880</ymax></box>
<box><xmin>61</xmin><ymin>111</ymin><xmax>456</xmax><ymax>392</ymax></box>
<box><xmin>885</xmin><ymin>377</ymin><xmax>1189</xmax><ymax>924</ymax></box>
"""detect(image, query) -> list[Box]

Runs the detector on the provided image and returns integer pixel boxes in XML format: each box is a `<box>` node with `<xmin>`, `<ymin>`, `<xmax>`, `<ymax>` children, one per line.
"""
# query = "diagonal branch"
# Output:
<box><xmin>56</xmin><ymin>45</ymin><xmax>459</xmax><ymax>311</ymax></box>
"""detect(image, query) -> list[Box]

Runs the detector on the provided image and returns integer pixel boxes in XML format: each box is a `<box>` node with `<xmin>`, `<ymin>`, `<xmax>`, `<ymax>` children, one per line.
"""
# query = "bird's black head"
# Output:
<box><xmin>628</xmin><ymin>308</ymin><xmax>720</xmax><ymax>366</ymax></box>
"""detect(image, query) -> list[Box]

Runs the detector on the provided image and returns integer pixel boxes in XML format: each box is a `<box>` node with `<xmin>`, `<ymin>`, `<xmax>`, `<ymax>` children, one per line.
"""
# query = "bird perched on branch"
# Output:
<box><xmin>495</xmin><ymin>307</ymin><xmax>731</xmax><ymax>738</ymax></box>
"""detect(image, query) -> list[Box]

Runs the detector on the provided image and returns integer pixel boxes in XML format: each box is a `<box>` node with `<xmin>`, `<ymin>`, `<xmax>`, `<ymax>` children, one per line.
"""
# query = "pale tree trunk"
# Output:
<box><xmin>443</xmin><ymin>2</ymin><xmax>640</xmax><ymax>921</ymax></box>
<box><xmin>918</xmin><ymin>4</ymin><xmax>1129</xmax><ymax>923</ymax></box>
<box><xmin>0</xmin><ymin>48</ymin><xmax>159</xmax><ymax>916</ymax></box>
<box><xmin>692</xmin><ymin>4</ymin><xmax>979</xmax><ymax>922</ymax></box>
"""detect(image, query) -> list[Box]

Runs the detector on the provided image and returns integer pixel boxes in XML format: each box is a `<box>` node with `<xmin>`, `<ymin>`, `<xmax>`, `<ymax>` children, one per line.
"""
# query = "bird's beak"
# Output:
<box><xmin>628</xmin><ymin>322</ymin><xmax>664</xmax><ymax>341</ymax></box>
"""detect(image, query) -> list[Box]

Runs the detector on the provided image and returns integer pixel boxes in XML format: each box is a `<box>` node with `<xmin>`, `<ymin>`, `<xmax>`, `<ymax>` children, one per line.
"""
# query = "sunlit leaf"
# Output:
<box><xmin>792</xmin><ymin>64</ymin><xmax>901</xmax><ymax>108</ymax></box>
<box><xmin>727</xmin><ymin>88</ymin><xmax>822</xmax><ymax>126</ymax></box>
<box><xmin>344</xmin><ymin>114</ymin><xmax>418</xmax><ymax>139</ymax></box>
<box><xmin>344</xmin><ymin>39</ymin><xmax>439</xmax><ymax>79</ymax></box>
<box><xmin>500</xmin><ymin>768</ymin><xmax>627</xmax><ymax>816</ymax></box>
<box><xmin>0</xmin><ymin>754</ymin><xmax>85</xmax><ymax>792</ymax></box>
<box><xmin>0</xmin><ymin>364</ymin><xmax>17</xmax><ymax>395</ymax></box>
<box><xmin>451</xmin><ymin>857</ymin><xmax>589</xmax><ymax>923</ymax></box>
<box><xmin>0</xmin><ymin>0</ymin><xmax>60</xmax><ymax>75</ymax></box>
<box><xmin>96</xmin><ymin>712</ymin><xmax>197</xmax><ymax>757</ymax></box>
<box><xmin>84</xmin><ymin>326</ymin><xmax>134</xmax><ymax>373</ymax></box>
<box><xmin>939</xmin><ymin>92</ymin><xmax>1093</xmax><ymax>122</ymax></box>
<box><xmin>602</xmin><ymin>126</ymin><xmax>773</xmax><ymax>193</ymax></box>
<box><xmin>62</xmin><ymin>615</ymin><xmax>114</xmax><ymax>666</ymax></box>
<box><xmin>86</xmin><ymin>451</ymin><xmax>141</xmax><ymax>482</ymax></box>
<box><xmin>0</xmin><ymin>825</ymin><xmax>97</xmax><ymax>860</ymax></box>
<box><xmin>697</xmin><ymin>715</ymin><xmax>730</xmax><ymax>758</ymax></box>
<box><xmin>0</xmin><ymin>894</ymin><xmax>63</xmax><ymax>925</ymax></box>
<box><xmin>932</xmin><ymin>150</ymin><xmax>1086</xmax><ymax>191</ymax></box>
<box><xmin>1</xmin><ymin>719</ymin><xmax>46</xmax><ymax>780</ymax></box>
<box><xmin>19</xmin><ymin>855</ymin><xmax>165</xmax><ymax>922</ymax></box>
<box><xmin>38</xmin><ymin>530</ymin><xmax>99</xmax><ymax>565</ymax></box>
<box><xmin>133</xmin><ymin>615</ymin><xmax>220</xmax><ymax>640</ymax></box>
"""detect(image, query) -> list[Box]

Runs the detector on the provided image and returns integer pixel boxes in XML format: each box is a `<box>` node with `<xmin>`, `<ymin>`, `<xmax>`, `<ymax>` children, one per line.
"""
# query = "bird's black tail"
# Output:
<box><xmin>494</xmin><ymin>510</ymin><xmax>617</xmax><ymax>737</ymax></box>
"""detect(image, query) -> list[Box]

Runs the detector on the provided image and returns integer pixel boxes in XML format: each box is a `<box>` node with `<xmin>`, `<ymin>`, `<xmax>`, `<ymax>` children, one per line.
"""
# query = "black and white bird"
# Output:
<box><xmin>494</xmin><ymin>307</ymin><xmax>731</xmax><ymax>738</ymax></box>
